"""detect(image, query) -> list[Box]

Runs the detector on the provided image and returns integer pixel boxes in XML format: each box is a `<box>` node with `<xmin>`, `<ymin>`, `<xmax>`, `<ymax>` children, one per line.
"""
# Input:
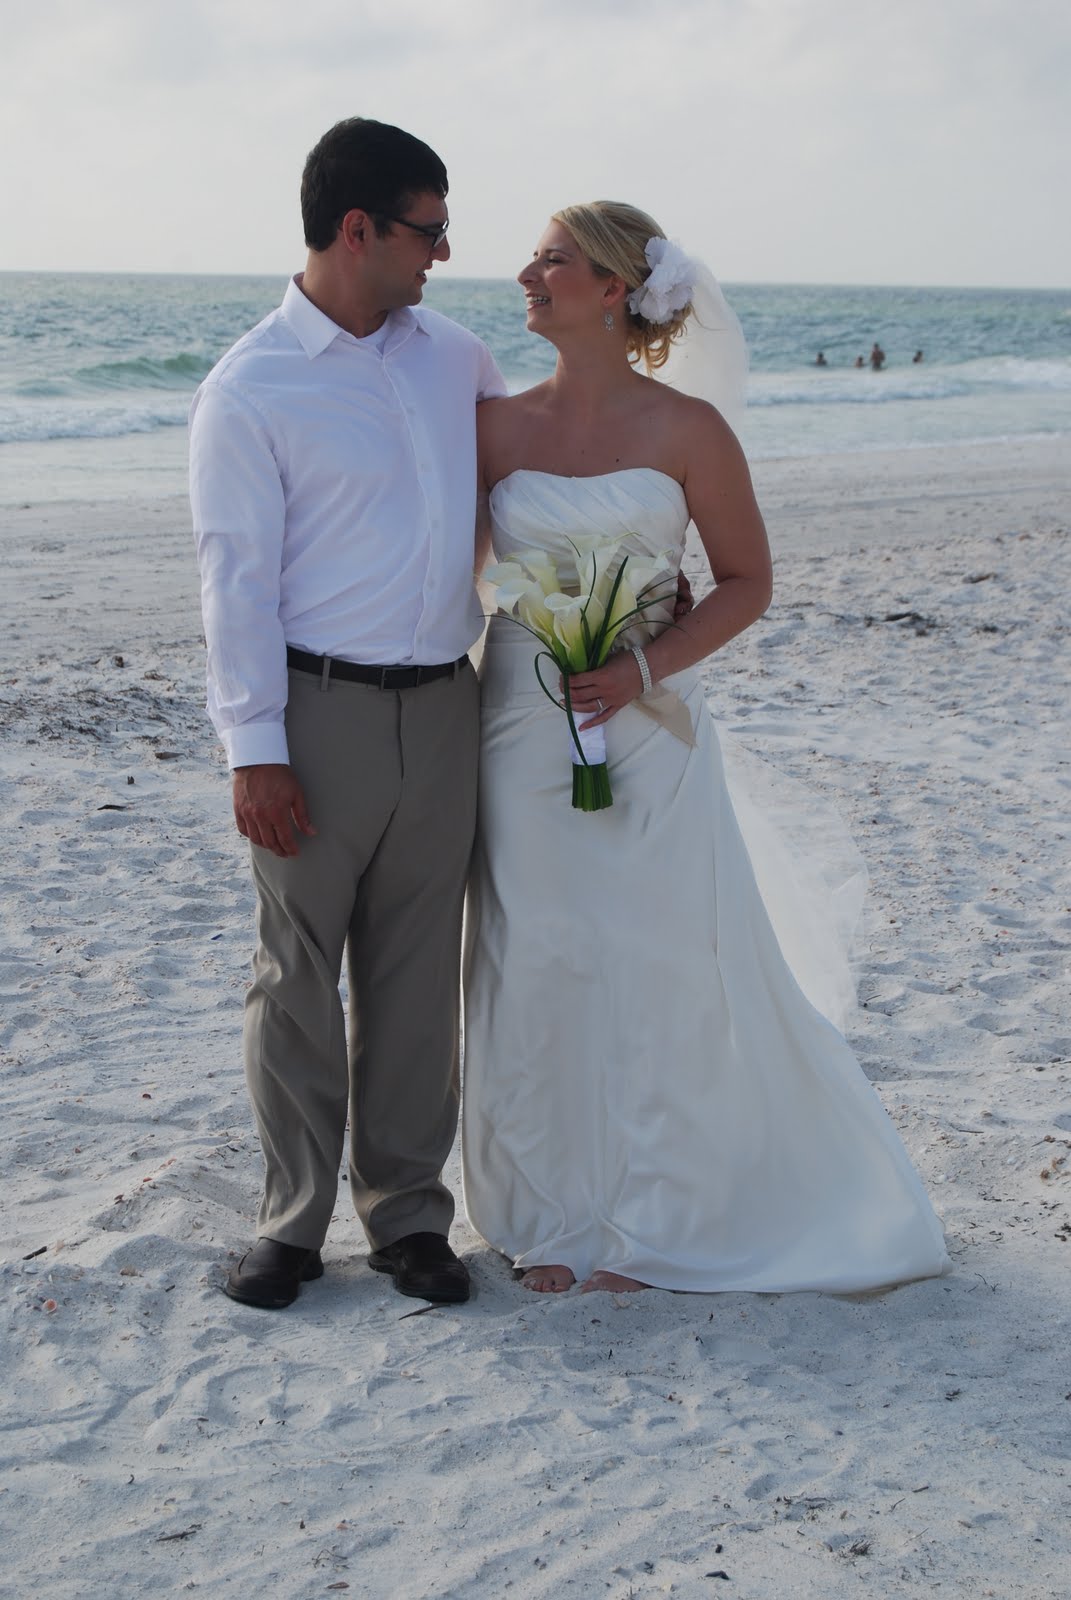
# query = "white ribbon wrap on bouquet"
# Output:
<box><xmin>568</xmin><ymin>719</ymin><xmax>607</xmax><ymax>767</ymax></box>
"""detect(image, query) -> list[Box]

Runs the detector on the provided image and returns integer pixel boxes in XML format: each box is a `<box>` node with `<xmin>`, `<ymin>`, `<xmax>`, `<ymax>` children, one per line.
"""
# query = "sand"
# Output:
<box><xmin>2</xmin><ymin>435</ymin><xmax>1069</xmax><ymax>1598</ymax></box>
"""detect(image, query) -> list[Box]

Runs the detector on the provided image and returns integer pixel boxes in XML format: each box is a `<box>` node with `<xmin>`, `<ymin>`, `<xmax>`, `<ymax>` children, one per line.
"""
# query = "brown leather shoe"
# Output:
<box><xmin>224</xmin><ymin>1237</ymin><xmax>324</xmax><ymax>1309</ymax></box>
<box><xmin>367</xmin><ymin>1232</ymin><xmax>470</xmax><ymax>1303</ymax></box>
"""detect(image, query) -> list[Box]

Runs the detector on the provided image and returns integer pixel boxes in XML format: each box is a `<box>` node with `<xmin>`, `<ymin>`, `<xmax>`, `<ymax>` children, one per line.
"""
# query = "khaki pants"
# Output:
<box><xmin>243</xmin><ymin>661</ymin><xmax>480</xmax><ymax>1251</ymax></box>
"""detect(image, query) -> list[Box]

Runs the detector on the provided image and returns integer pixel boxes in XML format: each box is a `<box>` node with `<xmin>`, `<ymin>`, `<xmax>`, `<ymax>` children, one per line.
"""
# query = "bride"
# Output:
<box><xmin>462</xmin><ymin>201</ymin><xmax>949</xmax><ymax>1296</ymax></box>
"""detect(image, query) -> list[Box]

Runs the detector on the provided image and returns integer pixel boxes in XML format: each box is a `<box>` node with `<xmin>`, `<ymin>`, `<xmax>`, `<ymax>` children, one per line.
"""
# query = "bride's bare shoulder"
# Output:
<box><xmin>478</xmin><ymin>383</ymin><xmax>553</xmax><ymax>454</ymax></box>
<box><xmin>637</xmin><ymin>379</ymin><xmax>741</xmax><ymax>473</ymax></box>
<box><xmin>643</xmin><ymin>376</ymin><xmax>730</xmax><ymax>428</ymax></box>
<box><xmin>479</xmin><ymin>383</ymin><xmax>552</xmax><ymax>422</ymax></box>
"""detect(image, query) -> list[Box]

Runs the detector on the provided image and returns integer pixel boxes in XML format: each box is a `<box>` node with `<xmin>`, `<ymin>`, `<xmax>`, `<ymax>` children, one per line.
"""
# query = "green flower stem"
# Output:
<box><xmin>572</xmin><ymin>761</ymin><xmax>613</xmax><ymax>812</ymax></box>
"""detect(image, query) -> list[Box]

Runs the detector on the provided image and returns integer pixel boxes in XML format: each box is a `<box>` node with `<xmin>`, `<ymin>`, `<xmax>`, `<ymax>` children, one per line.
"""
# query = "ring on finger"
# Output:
<box><xmin>596</xmin><ymin>697</ymin><xmax>605</xmax><ymax>713</ymax></box>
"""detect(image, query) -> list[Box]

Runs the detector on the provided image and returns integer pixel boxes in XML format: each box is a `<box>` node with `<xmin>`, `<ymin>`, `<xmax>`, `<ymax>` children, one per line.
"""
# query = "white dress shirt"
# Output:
<box><xmin>189</xmin><ymin>276</ymin><xmax>507</xmax><ymax>768</ymax></box>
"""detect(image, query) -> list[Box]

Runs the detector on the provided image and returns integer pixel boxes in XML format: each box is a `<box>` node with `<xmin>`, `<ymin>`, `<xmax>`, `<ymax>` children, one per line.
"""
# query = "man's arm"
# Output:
<box><xmin>190</xmin><ymin>381</ymin><xmax>314</xmax><ymax>857</ymax></box>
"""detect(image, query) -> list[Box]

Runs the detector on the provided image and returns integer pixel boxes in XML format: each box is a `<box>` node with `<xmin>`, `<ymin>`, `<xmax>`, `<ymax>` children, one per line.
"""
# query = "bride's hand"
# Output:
<box><xmin>563</xmin><ymin>652</ymin><xmax>645</xmax><ymax>730</ymax></box>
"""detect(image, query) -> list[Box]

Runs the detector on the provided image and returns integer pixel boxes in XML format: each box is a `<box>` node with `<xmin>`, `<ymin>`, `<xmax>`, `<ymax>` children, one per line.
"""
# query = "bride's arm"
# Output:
<box><xmin>642</xmin><ymin>406</ymin><xmax>772</xmax><ymax>683</ymax></box>
<box><xmin>567</xmin><ymin>402</ymin><xmax>771</xmax><ymax>726</ymax></box>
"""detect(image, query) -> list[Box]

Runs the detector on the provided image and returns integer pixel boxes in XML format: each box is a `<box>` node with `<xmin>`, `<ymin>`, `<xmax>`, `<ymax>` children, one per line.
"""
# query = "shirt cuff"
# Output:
<box><xmin>222</xmin><ymin>721</ymin><xmax>291</xmax><ymax>770</ymax></box>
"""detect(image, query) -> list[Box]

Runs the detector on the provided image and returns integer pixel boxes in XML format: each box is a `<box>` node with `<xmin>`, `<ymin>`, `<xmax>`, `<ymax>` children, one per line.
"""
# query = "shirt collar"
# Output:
<box><xmin>282</xmin><ymin>276</ymin><xmax>429</xmax><ymax>360</ymax></box>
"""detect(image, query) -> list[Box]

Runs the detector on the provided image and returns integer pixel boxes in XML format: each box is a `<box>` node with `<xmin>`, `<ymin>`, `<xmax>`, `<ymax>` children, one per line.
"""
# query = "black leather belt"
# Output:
<box><xmin>286</xmin><ymin>646</ymin><xmax>467</xmax><ymax>690</ymax></box>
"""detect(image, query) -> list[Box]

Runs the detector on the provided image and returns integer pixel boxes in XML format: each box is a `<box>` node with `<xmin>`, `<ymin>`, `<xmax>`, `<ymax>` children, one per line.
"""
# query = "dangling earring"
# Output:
<box><xmin>604</xmin><ymin>311</ymin><xmax>615</xmax><ymax>333</ymax></box>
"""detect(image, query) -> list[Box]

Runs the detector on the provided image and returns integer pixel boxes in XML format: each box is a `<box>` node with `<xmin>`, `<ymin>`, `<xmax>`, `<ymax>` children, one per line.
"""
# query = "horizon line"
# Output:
<box><xmin>1</xmin><ymin>267</ymin><xmax>1069</xmax><ymax>296</ymax></box>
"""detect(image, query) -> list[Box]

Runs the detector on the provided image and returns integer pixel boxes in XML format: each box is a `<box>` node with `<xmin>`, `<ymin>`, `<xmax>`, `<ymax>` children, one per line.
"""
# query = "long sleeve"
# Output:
<box><xmin>189</xmin><ymin>381</ymin><xmax>291</xmax><ymax>768</ymax></box>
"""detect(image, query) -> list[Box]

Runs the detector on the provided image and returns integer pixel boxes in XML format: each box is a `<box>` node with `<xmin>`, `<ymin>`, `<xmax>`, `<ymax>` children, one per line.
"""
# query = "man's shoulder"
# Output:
<box><xmin>191</xmin><ymin>307</ymin><xmax>300</xmax><ymax>430</ymax></box>
<box><xmin>411</xmin><ymin>305</ymin><xmax>492</xmax><ymax>358</ymax></box>
<box><xmin>202</xmin><ymin>306</ymin><xmax>297</xmax><ymax>392</ymax></box>
<box><xmin>408</xmin><ymin>307</ymin><xmax>506</xmax><ymax>397</ymax></box>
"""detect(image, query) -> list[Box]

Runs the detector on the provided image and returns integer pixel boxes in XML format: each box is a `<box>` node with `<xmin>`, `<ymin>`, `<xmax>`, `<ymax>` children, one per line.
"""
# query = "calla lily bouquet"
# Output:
<box><xmin>485</xmin><ymin>533</ymin><xmax>677</xmax><ymax>811</ymax></box>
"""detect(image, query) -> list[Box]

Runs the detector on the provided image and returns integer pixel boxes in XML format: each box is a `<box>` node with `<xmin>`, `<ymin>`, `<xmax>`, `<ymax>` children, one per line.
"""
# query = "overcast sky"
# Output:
<box><xmin>1</xmin><ymin>0</ymin><xmax>1067</xmax><ymax>287</ymax></box>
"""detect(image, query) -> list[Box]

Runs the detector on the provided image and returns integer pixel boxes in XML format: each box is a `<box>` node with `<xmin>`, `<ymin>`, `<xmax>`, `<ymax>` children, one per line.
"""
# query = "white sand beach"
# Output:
<box><xmin>2</xmin><ymin>435</ymin><xmax>1069</xmax><ymax>1598</ymax></box>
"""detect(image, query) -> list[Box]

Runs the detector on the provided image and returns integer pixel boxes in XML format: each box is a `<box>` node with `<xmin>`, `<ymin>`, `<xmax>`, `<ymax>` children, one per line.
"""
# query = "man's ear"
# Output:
<box><xmin>339</xmin><ymin>208</ymin><xmax>371</xmax><ymax>253</ymax></box>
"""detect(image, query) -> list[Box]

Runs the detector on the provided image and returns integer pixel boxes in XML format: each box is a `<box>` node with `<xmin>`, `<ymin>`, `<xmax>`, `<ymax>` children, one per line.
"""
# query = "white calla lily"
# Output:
<box><xmin>494</xmin><ymin>576</ymin><xmax>555</xmax><ymax>640</ymax></box>
<box><xmin>626</xmin><ymin>555</ymin><xmax>674</xmax><ymax>599</ymax></box>
<box><xmin>493</xmin><ymin>577</ymin><xmax>534</xmax><ymax>611</ymax></box>
<box><xmin>566</xmin><ymin>531</ymin><xmax>607</xmax><ymax>560</ymax></box>
<box><xmin>601</xmin><ymin>569</ymin><xmax>640</xmax><ymax>658</ymax></box>
<box><xmin>571</xmin><ymin>532</ymin><xmax>629</xmax><ymax>605</ymax></box>
<box><xmin>517</xmin><ymin>590</ymin><xmax>556</xmax><ymax>638</ymax></box>
<box><xmin>621</xmin><ymin>556</ymin><xmax>678</xmax><ymax>643</ymax></box>
<box><xmin>545</xmin><ymin>590</ymin><xmax>605</xmax><ymax>671</ymax></box>
<box><xmin>518</xmin><ymin>549</ymin><xmax>561</xmax><ymax>597</ymax></box>
<box><xmin>483</xmin><ymin>559</ymin><xmax>527</xmax><ymax>586</ymax></box>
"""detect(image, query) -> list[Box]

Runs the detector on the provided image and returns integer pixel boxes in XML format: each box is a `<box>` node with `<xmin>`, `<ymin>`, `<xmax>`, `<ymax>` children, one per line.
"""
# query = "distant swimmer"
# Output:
<box><xmin>854</xmin><ymin>354</ymin><xmax>865</xmax><ymax>368</ymax></box>
<box><xmin>912</xmin><ymin>349</ymin><xmax>924</xmax><ymax>363</ymax></box>
<box><xmin>869</xmin><ymin>341</ymin><xmax>886</xmax><ymax>371</ymax></box>
<box><xmin>815</xmin><ymin>351</ymin><xmax>828</xmax><ymax>367</ymax></box>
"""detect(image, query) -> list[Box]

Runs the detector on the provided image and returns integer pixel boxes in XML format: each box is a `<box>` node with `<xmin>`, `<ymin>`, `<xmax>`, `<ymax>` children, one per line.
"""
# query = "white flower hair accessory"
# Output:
<box><xmin>627</xmin><ymin>237</ymin><xmax>698</xmax><ymax>325</ymax></box>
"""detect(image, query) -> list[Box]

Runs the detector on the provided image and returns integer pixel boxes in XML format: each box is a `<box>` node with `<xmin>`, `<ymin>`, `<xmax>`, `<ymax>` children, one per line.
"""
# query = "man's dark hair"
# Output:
<box><xmin>301</xmin><ymin>118</ymin><xmax>448</xmax><ymax>251</ymax></box>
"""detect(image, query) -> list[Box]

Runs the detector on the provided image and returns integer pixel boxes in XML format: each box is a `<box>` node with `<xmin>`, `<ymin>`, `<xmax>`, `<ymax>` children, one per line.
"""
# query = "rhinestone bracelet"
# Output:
<box><xmin>630</xmin><ymin>644</ymin><xmax>653</xmax><ymax>696</ymax></box>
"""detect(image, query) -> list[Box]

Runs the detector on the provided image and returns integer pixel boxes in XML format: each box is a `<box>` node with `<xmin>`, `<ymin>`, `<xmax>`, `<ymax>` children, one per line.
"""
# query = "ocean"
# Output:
<box><xmin>1</xmin><ymin>272</ymin><xmax>1068</xmax><ymax>505</ymax></box>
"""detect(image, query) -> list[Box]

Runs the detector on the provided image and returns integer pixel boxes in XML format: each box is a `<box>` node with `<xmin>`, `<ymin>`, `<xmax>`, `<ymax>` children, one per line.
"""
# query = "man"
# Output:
<box><xmin>189</xmin><ymin>117</ymin><xmax>506</xmax><ymax>1310</ymax></box>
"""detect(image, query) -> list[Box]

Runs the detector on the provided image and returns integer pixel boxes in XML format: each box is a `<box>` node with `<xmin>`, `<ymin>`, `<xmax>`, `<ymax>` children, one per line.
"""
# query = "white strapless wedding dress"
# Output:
<box><xmin>462</xmin><ymin>469</ymin><xmax>949</xmax><ymax>1293</ymax></box>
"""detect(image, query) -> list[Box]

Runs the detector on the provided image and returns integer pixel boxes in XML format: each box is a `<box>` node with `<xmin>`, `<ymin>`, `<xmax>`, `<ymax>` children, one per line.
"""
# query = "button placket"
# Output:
<box><xmin>390</xmin><ymin>364</ymin><xmax>443</xmax><ymax>652</ymax></box>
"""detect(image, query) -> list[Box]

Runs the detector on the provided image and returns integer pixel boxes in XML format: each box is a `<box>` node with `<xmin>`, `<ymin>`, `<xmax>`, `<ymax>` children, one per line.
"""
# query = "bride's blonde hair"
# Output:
<box><xmin>551</xmin><ymin>200</ymin><xmax>691</xmax><ymax>372</ymax></box>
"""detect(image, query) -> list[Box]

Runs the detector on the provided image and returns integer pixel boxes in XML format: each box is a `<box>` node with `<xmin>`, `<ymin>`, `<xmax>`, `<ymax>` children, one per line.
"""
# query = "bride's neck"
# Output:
<box><xmin>548</xmin><ymin>339</ymin><xmax>637</xmax><ymax>413</ymax></box>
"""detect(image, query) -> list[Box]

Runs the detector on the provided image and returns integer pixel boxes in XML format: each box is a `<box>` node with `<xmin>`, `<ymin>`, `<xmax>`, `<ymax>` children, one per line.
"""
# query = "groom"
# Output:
<box><xmin>190</xmin><ymin>117</ymin><xmax>507</xmax><ymax>1309</ymax></box>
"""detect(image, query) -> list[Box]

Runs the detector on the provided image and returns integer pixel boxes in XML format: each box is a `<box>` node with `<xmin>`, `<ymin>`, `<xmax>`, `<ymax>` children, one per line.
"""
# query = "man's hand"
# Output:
<box><xmin>674</xmin><ymin>569</ymin><xmax>694</xmax><ymax>619</ymax></box>
<box><xmin>233</xmin><ymin>764</ymin><xmax>316</xmax><ymax>858</ymax></box>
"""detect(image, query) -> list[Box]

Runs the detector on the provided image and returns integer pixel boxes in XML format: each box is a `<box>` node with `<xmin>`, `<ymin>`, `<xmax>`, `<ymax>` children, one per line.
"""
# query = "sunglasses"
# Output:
<box><xmin>387</xmin><ymin>215</ymin><xmax>450</xmax><ymax>249</ymax></box>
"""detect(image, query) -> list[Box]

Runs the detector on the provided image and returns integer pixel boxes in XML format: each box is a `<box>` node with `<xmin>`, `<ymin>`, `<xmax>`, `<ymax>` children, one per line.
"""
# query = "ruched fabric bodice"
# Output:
<box><xmin>489</xmin><ymin>467</ymin><xmax>689</xmax><ymax>575</ymax></box>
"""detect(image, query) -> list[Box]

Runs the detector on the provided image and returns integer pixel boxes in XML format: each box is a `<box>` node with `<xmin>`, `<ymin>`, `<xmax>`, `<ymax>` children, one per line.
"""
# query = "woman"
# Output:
<box><xmin>462</xmin><ymin>202</ymin><xmax>948</xmax><ymax>1295</ymax></box>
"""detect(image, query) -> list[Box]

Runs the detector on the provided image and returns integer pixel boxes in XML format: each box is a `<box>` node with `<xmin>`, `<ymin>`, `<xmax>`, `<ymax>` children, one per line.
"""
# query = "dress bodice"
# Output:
<box><xmin>488</xmin><ymin>468</ymin><xmax>689</xmax><ymax>579</ymax></box>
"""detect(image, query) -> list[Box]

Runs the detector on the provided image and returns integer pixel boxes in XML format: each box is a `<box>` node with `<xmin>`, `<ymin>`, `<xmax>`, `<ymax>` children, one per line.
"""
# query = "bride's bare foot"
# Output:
<box><xmin>580</xmin><ymin>1270</ymin><xmax>648</xmax><ymax>1293</ymax></box>
<box><xmin>520</xmin><ymin>1265</ymin><xmax>576</xmax><ymax>1293</ymax></box>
